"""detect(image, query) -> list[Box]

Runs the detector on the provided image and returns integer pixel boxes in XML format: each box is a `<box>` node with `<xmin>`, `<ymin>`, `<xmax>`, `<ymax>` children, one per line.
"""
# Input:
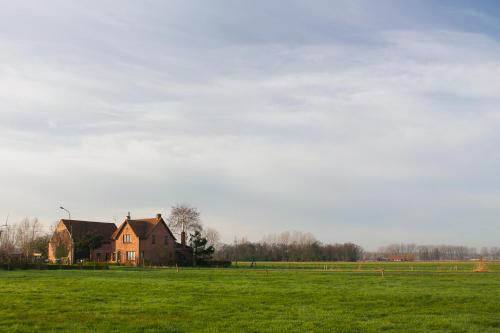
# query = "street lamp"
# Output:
<box><xmin>59</xmin><ymin>206</ymin><xmax>73</xmax><ymax>264</ymax></box>
<box><xmin>60</xmin><ymin>206</ymin><xmax>71</xmax><ymax>220</ymax></box>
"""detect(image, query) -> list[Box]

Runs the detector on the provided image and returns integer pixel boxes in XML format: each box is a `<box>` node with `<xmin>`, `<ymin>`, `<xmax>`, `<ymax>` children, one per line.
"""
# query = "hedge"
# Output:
<box><xmin>1</xmin><ymin>263</ymin><xmax>110</xmax><ymax>271</ymax></box>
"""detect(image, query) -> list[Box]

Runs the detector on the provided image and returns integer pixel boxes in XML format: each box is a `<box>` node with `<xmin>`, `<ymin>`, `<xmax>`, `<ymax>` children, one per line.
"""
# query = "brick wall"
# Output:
<box><xmin>113</xmin><ymin>224</ymin><xmax>140</xmax><ymax>264</ymax></box>
<box><xmin>91</xmin><ymin>243</ymin><xmax>114</xmax><ymax>262</ymax></box>
<box><xmin>140</xmin><ymin>224</ymin><xmax>176</xmax><ymax>265</ymax></box>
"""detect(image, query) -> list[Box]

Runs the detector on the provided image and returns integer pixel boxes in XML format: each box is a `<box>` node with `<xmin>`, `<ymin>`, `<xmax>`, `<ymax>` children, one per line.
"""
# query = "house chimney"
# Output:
<box><xmin>156</xmin><ymin>213</ymin><xmax>161</xmax><ymax>219</ymax></box>
<box><xmin>127</xmin><ymin>212</ymin><xmax>131</xmax><ymax>220</ymax></box>
<box><xmin>181</xmin><ymin>231</ymin><xmax>186</xmax><ymax>246</ymax></box>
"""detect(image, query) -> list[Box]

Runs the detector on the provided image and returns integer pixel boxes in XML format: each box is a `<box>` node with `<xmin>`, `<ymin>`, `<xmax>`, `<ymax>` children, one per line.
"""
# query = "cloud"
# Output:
<box><xmin>1</xmin><ymin>1</ymin><xmax>500</xmax><ymax>249</ymax></box>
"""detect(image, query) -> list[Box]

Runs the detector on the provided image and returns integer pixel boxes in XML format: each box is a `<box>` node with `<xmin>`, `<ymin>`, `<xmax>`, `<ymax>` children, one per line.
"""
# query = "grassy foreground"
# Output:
<box><xmin>0</xmin><ymin>264</ymin><xmax>499</xmax><ymax>332</ymax></box>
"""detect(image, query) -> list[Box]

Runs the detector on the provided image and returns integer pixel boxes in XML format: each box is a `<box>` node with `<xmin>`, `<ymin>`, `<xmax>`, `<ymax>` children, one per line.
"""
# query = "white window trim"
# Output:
<box><xmin>126</xmin><ymin>251</ymin><xmax>136</xmax><ymax>261</ymax></box>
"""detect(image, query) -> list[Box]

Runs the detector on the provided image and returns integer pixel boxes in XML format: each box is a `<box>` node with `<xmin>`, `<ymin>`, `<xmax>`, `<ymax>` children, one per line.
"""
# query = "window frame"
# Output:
<box><xmin>126</xmin><ymin>251</ymin><xmax>136</xmax><ymax>261</ymax></box>
<box><xmin>123</xmin><ymin>234</ymin><xmax>132</xmax><ymax>243</ymax></box>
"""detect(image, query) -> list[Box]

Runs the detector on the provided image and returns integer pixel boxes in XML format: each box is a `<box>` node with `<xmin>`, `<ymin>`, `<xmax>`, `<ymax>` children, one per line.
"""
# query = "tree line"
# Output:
<box><xmin>366</xmin><ymin>243</ymin><xmax>500</xmax><ymax>261</ymax></box>
<box><xmin>213</xmin><ymin>231</ymin><xmax>364</xmax><ymax>262</ymax></box>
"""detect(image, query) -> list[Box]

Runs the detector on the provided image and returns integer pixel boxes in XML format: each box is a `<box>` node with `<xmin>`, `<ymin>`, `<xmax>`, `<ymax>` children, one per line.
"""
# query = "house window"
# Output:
<box><xmin>126</xmin><ymin>251</ymin><xmax>136</xmax><ymax>261</ymax></box>
<box><xmin>140</xmin><ymin>251</ymin><xmax>144</xmax><ymax>259</ymax></box>
<box><xmin>164</xmin><ymin>236</ymin><xmax>168</xmax><ymax>245</ymax></box>
<box><xmin>152</xmin><ymin>235</ymin><xmax>156</xmax><ymax>244</ymax></box>
<box><xmin>123</xmin><ymin>234</ymin><xmax>132</xmax><ymax>243</ymax></box>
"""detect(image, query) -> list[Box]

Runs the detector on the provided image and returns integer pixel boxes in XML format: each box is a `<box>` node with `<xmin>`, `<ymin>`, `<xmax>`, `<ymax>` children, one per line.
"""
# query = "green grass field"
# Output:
<box><xmin>1</xmin><ymin>262</ymin><xmax>499</xmax><ymax>332</ymax></box>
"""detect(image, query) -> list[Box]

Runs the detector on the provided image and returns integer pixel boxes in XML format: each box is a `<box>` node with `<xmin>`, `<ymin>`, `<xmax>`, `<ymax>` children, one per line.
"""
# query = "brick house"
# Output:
<box><xmin>48</xmin><ymin>219</ymin><xmax>117</xmax><ymax>264</ymax></box>
<box><xmin>111</xmin><ymin>213</ymin><xmax>177</xmax><ymax>265</ymax></box>
<box><xmin>48</xmin><ymin>213</ymin><xmax>191</xmax><ymax>266</ymax></box>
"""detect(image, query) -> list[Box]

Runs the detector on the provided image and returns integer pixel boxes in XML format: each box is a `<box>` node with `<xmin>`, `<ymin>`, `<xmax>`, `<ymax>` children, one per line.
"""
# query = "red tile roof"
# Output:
<box><xmin>111</xmin><ymin>216</ymin><xmax>176</xmax><ymax>240</ymax></box>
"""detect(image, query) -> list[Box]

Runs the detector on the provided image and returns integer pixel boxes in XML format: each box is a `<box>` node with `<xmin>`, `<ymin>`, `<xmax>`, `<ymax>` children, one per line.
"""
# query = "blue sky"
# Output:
<box><xmin>1</xmin><ymin>1</ymin><xmax>500</xmax><ymax>249</ymax></box>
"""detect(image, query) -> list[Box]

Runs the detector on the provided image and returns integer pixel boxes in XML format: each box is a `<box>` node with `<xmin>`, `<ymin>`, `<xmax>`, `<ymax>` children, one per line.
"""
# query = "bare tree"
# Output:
<box><xmin>33</xmin><ymin>234</ymin><xmax>51</xmax><ymax>257</ymax></box>
<box><xmin>167</xmin><ymin>204</ymin><xmax>202</xmax><ymax>235</ymax></box>
<box><xmin>480</xmin><ymin>247</ymin><xmax>490</xmax><ymax>259</ymax></box>
<box><xmin>16</xmin><ymin>218</ymin><xmax>43</xmax><ymax>260</ymax></box>
<box><xmin>490</xmin><ymin>247</ymin><xmax>500</xmax><ymax>260</ymax></box>
<box><xmin>202</xmin><ymin>227</ymin><xmax>220</xmax><ymax>249</ymax></box>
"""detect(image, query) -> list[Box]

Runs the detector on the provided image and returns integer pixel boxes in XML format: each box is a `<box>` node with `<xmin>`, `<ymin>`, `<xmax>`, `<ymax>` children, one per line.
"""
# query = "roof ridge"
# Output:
<box><xmin>61</xmin><ymin>219</ymin><xmax>112</xmax><ymax>224</ymax></box>
<box><xmin>129</xmin><ymin>217</ymin><xmax>159</xmax><ymax>222</ymax></box>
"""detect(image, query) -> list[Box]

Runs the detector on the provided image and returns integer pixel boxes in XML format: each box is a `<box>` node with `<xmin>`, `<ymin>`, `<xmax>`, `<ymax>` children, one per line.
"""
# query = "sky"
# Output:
<box><xmin>1</xmin><ymin>1</ymin><xmax>500</xmax><ymax>250</ymax></box>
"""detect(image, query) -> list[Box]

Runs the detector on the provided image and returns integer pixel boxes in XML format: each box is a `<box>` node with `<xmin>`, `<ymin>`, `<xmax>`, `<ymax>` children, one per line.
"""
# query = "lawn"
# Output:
<box><xmin>0</xmin><ymin>264</ymin><xmax>499</xmax><ymax>332</ymax></box>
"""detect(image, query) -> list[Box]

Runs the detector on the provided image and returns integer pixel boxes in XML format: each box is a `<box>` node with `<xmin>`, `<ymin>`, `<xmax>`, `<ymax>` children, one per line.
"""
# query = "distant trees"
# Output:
<box><xmin>215</xmin><ymin>231</ymin><xmax>364</xmax><ymax>262</ymax></box>
<box><xmin>322</xmin><ymin>243</ymin><xmax>364</xmax><ymax>262</ymax></box>
<box><xmin>370</xmin><ymin>243</ymin><xmax>500</xmax><ymax>261</ymax></box>
<box><xmin>489</xmin><ymin>247</ymin><xmax>500</xmax><ymax>259</ymax></box>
